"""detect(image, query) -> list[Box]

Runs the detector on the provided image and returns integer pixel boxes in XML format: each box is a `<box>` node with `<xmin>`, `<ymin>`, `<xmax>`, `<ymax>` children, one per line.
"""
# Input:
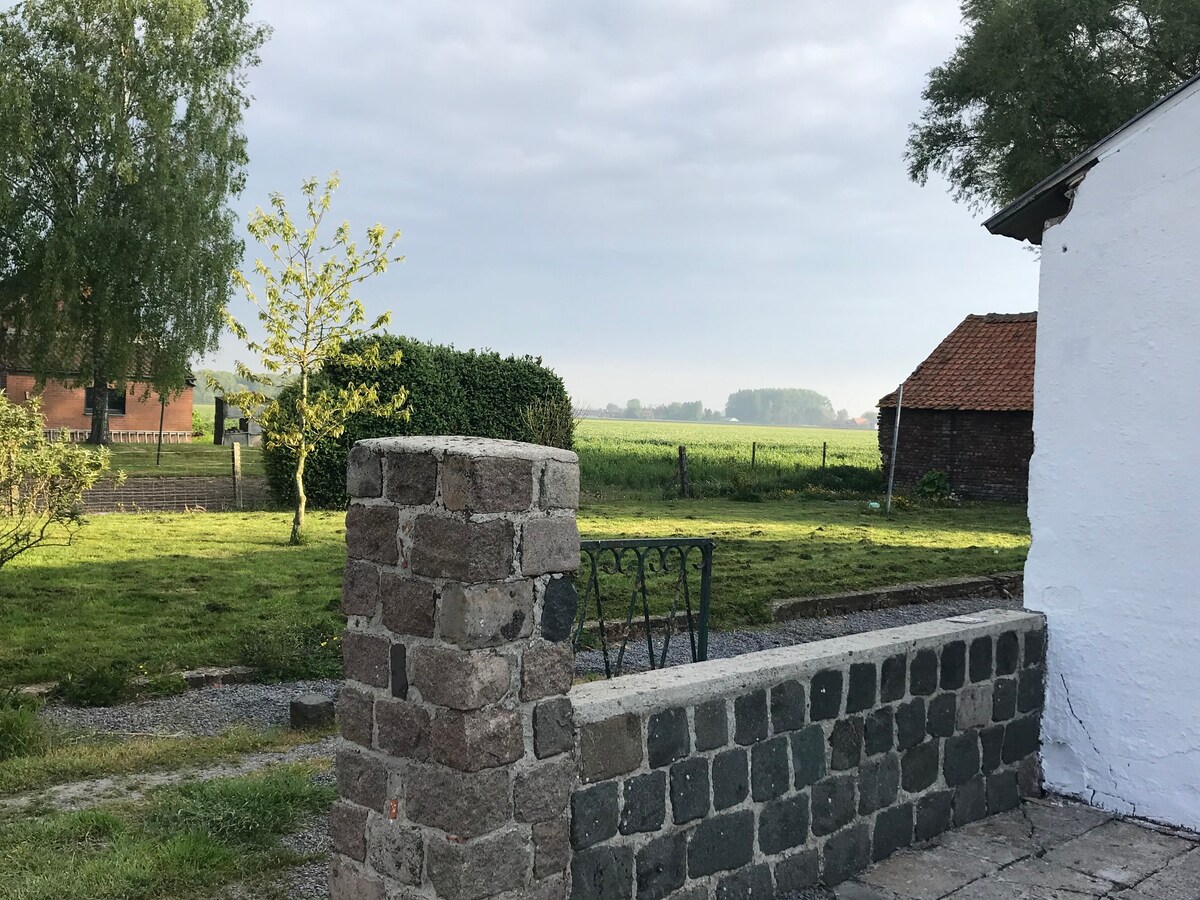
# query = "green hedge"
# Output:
<box><xmin>264</xmin><ymin>335</ymin><xmax>573</xmax><ymax>509</ymax></box>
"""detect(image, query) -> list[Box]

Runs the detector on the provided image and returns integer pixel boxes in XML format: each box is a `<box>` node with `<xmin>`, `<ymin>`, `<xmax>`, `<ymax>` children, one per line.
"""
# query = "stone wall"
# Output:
<box><xmin>877</xmin><ymin>408</ymin><xmax>1033</xmax><ymax>502</ymax></box>
<box><xmin>565</xmin><ymin>609</ymin><xmax>1045</xmax><ymax>899</ymax></box>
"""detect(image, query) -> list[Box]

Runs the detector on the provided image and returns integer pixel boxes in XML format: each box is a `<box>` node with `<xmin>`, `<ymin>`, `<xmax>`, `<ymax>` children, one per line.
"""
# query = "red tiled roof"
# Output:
<box><xmin>879</xmin><ymin>313</ymin><xmax>1036</xmax><ymax>411</ymax></box>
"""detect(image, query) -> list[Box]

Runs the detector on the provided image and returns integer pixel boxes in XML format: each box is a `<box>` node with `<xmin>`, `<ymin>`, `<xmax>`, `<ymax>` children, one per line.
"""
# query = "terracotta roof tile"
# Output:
<box><xmin>879</xmin><ymin>312</ymin><xmax>1036</xmax><ymax>411</ymax></box>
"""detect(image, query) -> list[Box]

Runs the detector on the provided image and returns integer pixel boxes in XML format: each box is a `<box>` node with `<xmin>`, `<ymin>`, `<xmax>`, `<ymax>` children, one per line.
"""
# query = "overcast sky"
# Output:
<box><xmin>210</xmin><ymin>0</ymin><xmax>1040</xmax><ymax>416</ymax></box>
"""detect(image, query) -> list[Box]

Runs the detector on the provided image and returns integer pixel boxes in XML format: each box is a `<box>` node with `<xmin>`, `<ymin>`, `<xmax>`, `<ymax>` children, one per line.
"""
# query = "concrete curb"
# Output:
<box><xmin>771</xmin><ymin>571</ymin><xmax>1023</xmax><ymax>622</ymax></box>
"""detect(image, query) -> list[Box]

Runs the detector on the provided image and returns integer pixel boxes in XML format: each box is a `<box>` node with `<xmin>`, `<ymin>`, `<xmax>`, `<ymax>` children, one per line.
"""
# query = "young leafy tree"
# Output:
<box><xmin>220</xmin><ymin>175</ymin><xmax>408</xmax><ymax>545</ymax></box>
<box><xmin>0</xmin><ymin>0</ymin><xmax>269</xmax><ymax>443</ymax></box>
<box><xmin>907</xmin><ymin>0</ymin><xmax>1200</xmax><ymax>211</ymax></box>
<box><xmin>0</xmin><ymin>394</ymin><xmax>117</xmax><ymax>571</ymax></box>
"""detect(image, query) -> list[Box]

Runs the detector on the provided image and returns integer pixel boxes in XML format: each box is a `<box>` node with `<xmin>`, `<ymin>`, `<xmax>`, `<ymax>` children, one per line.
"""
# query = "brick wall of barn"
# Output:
<box><xmin>877</xmin><ymin>408</ymin><xmax>1032</xmax><ymax>502</ymax></box>
<box><xmin>4</xmin><ymin>373</ymin><xmax>194</xmax><ymax>440</ymax></box>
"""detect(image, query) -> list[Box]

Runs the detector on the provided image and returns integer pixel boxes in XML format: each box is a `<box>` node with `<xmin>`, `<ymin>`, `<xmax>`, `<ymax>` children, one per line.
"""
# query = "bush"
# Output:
<box><xmin>0</xmin><ymin>688</ymin><xmax>45</xmax><ymax>761</ymax></box>
<box><xmin>915</xmin><ymin>469</ymin><xmax>953</xmax><ymax>502</ymax></box>
<box><xmin>53</xmin><ymin>662</ymin><xmax>134</xmax><ymax>708</ymax></box>
<box><xmin>236</xmin><ymin>621</ymin><xmax>342</xmax><ymax>681</ymax></box>
<box><xmin>263</xmin><ymin>334</ymin><xmax>573</xmax><ymax>509</ymax></box>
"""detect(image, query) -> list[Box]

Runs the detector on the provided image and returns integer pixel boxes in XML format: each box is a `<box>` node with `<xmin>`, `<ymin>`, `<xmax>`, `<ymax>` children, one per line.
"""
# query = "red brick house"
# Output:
<box><xmin>0</xmin><ymin>367</ymin><xmax>194</xmax><ymax>443</ymax></box>
<box><xmin>878</xmin><ymin>312</ymin><xmax>1036</xmax><ymax>502</ymax></box>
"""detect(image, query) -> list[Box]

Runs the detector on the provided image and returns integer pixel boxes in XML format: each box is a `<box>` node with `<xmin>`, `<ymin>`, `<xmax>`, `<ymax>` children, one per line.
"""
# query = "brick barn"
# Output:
<box><xmin>878</xmin><ymin>312</ymin><xmax>1036</xmax><ymax>502</ymax></box>
<box><xmin>0</xmin><ymin>366</ymin><xmax>195</xmax><ymax>443</ymax></box>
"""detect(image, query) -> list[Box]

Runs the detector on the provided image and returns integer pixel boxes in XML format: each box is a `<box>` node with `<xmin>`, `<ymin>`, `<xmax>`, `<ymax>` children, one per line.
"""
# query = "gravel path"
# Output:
<box><xmin>41</xmin><ymin>679</ymin><xmax>339</xmax><ymax>737</ymax></box>
<box><xmin>575</xmin><ymin>595</ymin><xmax>1024</xmax><ymax>676</ymax></box>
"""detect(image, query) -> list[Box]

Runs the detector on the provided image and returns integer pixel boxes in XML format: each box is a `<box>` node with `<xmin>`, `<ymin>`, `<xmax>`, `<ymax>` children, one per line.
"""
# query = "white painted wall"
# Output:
<box><xmin>1028</xmin><ymin>86</ymin><xmax>1200</xmax><ymax>828</ymax></box>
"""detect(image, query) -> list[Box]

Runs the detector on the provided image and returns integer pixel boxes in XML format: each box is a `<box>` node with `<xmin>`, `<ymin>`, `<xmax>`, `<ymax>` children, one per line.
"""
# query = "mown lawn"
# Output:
<box><xmin>0</xmin><ymin>501</ymin><xmax>1028</xmax><ymax>687</ymax></box>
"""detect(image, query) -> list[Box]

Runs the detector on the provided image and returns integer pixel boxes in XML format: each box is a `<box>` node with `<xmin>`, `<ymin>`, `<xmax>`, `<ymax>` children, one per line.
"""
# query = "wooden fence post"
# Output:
<box><xmin>678</xmin><ymin>445</ymin><xmax>690</xmax><ymax>499</ymax></box>
<box><xmin>232</xmin><ymin>441</ymin><xmax>243</xmax><ymax>510</ymax></box>
<box><xmin>822</xmin><ymin>441</ymin><xmax>827</xmax><ymax>469</ymax></box>
<box><xmin>751</xmin><ymin>442</ymin><xmax>757</xmax><ymax>468</ymax></box>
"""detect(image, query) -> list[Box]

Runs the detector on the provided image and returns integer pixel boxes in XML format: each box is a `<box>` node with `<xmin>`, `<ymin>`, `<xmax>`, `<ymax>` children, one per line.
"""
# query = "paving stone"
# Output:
<box><xmin>995</xmin><ymin>630</ymin><xmax>1020</xmax><ymax>675</ymax></box>
<box><xmin>847</xmin><ymin>662</ymin><xmax>878</xmax><ymax>713</ymax></box>
<box><xmin>812</xmin><ymin>774</ymin><xmax>856</xmax><ymax>836</ymax></box>
<box><xmin>834</xmin><ymin>884</ymin><xmax>896</xmax><ymax>900</ymax></box>
<box><xmin>792</xmin><ymin>723</ymin><xmax>827</xmax><ymax>789</ymax></box>
<box><xmin>895</xmin><ymin>698</ymin><xmax>926</xmax><ymax>750</ymax></box>
<box><xmin>873</xmin><ymin>803</ymin><xmax>914</xmax><ymax>862</ymax></box>
<box><xmin>859</xmin><ymin>845</ymin><xmax>996</xmax><ymax>900</ymax></box>
<box><xmin>811</xmin><ymin>669</ymin><xmax>844</xmax><ymax>719</ymax></box>
<box><xmin>440</xmin><ymin>580</ymin><xmax>533</xmax><ymax>649</ymax></box>
<box><xmin>648</xmin><ymin>707</ymin><xmax>691</xmax><ymax>768</ymax></box>
<box><xmin>760</xmin><ymin>792</ymin><xmax>810</xmax><ymax>855</ymax></box>
<box><xmin>571</xmin><ymin>781</ymin><xmax>619</xmax><ymax>850</ymax></box>
<box><xmin>771</xmin><ymin>679</ymin><xmax>806</xmax><ymax>733</ymax></box>
<box><xmin>915</xmin><ymin>790</ymin><xmax>954</xmax><ymax>842</ymax></box>
<box><xmin>942</xmin><ymin>856</ymin><xmax>1114</xmax><ymax>899</ymax></box>
<box><xmin>636</xmin><ymin>833</ymin><xmax>686</xmax><ymax>900</ymax></box>
<box><xmin>520</xmin><ymin>516</ymin><xmax>581</xmax><ymax>576</ymax></box>
<box><xmin>581</xmin><ymin>714</ymin><xmax>643</xmax><ymax>781</ymax></box>
<box><xmin>1019</xmin><ymin>798</ymin><xmax>1114</xmax><ymax>848</ymax></box>
<box><xmin>541</xmin><ymin>576</ymin><xmax>579</xmax><ymax>642</ymax></box>
<box><xmin>716</xmin><ymin>863</ymin><xmax>774</xmax><ymax>900</ymax></box>
<box><xmin>696</xmin><ymin>699</ymin><xmax>730</xmax><ymax>750</ymax></box>
<box><xmin>956</xmin><ymin>683</ymin><xmax>992</xmax><ymax>730</ymax></box>
<box><xmin>926</xmin><ymin>693</ymin><xmax>956</xmax><ymax>738</ymax></box>
<box><xmin>535</xmin><ymin>697</ymin><xmax>576</xmax><ymax>759</ymax></box>
<box><xmin>858</xmin><ymin>753</ymin><xmax>899</xmax><ymax>815</ymax></box>
<box><xmin>752</xmin><ymin>735</ymin><xmax>790</xmax><ymax>800</ymax></box>
<box><xmin>687</xmin><ymin>810</ymin><xmax>755</xmax><ymax>878</ymax></box>
<box><xmin>937</xmin><ymin>823</ymin><xmax>1031</xmax><ymax>867</ymax></box>
<box><xmin>774</xmin><ymin>849</ymin><xmax>819</xmax><ymax>890</ymax></box>
<box><xmin>864</xmin><ymin>706</ymin><xmax>894</xmax><ymax>756</ymax></box>
<box><xmin>670</xmin><ymin>756</ymin><xmax>710</xmax><ymax>824</ymax></box>
<box><xmin>881</xmin><ymin>653</ymin><xmax>907</xmax><ymax>703</ymax></box>
<box><xmin>953</xmin><ymin>776</ymin><xmax>987</xmax><ymax>826</ymax></box>
<box><xmin>909</xmin><ymin>649</ymin><xmax>938</xmax><ymax>696</ymax></box>
<box><xmin>571</xmin><ymin>844</ymin><xmax>635</xmax><ymax>900</ymax></box>
<box><xmin>1045</xmin><ymin>819</ymin><xmax>1193</xmax><ymax>887</ymax></box>
<box><xmin>943</xmin><ymin>732</ymin><xmax>981</xmax><ymax>786</ymax></box>
<box><xmin>620</xmin><ymin>770</ymin><xmax>666</xmax><ymax>835</ymax></box>
<box><xmin>823</xmin><ymin>822</ymin><xmax>872</xmax><ymax>885</ymax></box>
<box><xmin>829</xmin><ymin>717</ymin><xmax>864</xmax><ymax>770</ymax></box>
<box><xmin>713</xmin><ymin>747</ymin><xmax>749</xmax><ymax>810</ymax></box>
<box><xmin>901</xmin><ymin>741</ymin><xmax>938</xmax><ymax>793</ymax></box>
<box><xmin>1113</xmin><ymin>846</ymin><xmax>1200</xmax><ymax>900</ymax></box>
<box><xmin>734</xmin><ymin>689</ymin><xmax>769</xmax><ymax>745</ymax></box>
<box><xmin>969</xmin><ymin>636</ymin><xmax>994</xmax><ymax>683</ymax></box>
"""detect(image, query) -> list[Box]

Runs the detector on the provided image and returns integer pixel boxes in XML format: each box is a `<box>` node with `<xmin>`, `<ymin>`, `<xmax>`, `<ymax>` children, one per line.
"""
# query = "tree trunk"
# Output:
<box><xmin>290</xmin><ymin>449</ymin><xmax>306</xmax><ymax>545</ymax></box>
<box><xmin>88</xmin><ymin>372</ymin><xmax>110</xmax><ymax>445</ymax></box>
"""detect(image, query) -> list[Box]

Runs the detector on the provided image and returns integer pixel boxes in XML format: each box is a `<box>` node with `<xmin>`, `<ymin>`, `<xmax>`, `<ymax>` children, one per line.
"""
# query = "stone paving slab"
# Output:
<box><xmin>1043</xmin><ymin>819</ymin><xmax>1195</xmax><ymax>888</ymax></box>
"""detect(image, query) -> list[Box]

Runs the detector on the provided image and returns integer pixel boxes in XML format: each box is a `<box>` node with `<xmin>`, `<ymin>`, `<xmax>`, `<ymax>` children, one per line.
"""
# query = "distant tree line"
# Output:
<box><xmin>724</xmin><ymin>388</ymin><xmax>838</xmax><ymax>426</ymax></box>
<box><xmin>588</xmin><ymin>400</ymin><xmax>724</xmax><ymax>421</ymax></box>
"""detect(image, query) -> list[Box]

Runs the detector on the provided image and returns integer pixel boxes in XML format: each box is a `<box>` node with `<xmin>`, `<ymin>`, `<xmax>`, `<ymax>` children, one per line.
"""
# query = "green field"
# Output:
<box><xmin>107</xmin><ymin>442</ymin><xmax>265</xmax><ymax>478</ymax></box>
<box><xmin>0</xmin><ymin>501</ymin><xmax>1028</xmax><ymax>686</ymax></box>
<box><xmin>575</xmin><ymin>418</ymin><xmax>882</xmax><ymax>498</ymax></box>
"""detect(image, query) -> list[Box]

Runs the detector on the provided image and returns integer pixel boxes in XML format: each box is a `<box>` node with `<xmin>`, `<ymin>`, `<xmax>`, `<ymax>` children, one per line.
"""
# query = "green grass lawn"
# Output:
<box><xmin>107</xmin><ymin>443</ymin><xmax>265</xmax><ymax>478</ymax></box>
<box><xmin>0</xmin><ymin>501</ymin><xmax>1028</xmax><ymax>687</ymax></box>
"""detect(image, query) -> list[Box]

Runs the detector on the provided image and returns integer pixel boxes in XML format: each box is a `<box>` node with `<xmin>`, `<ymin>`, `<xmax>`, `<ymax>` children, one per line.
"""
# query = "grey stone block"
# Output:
<box><xmin>342</xmin><ymin>559</ymin><xmax>380</xmax><ymax>617</ymax></box>
<box><xmin>774</xmin><ymin>848</ymin><xmax>819</xmax><ymax>890</ymax></box>
<box><xmin>940</xmin><ymin>640</ymin><xmax>967</xmax><ymax>690</ymax></box>
<box><xmin>865</xmin><ymin>705</ymin><xmax>894</xmax><ymax>755</ymax></box>
<box><xmin>636</xmin><ymin>833</ymin><xmax>686</xmax><ymax>900</ymax></box>
<box><xmin>572</xmin><ymin>781</ymin><xmax>619</xmax><ymax>850</ymax></box>
<box><xmin>409</xmin><ymin>646</ymin><xmax>511</xmax><ymax>711</ymax></box>
<box><xmin>734</xmin><ymin>689</ymin><xmax>769</xmax><ymax>745</ymax></box>
<box><xmin>916</xmin><ymin>790</ymin><xmax>954</xmax><ymax>841</ymax></box>
<box><xmin>992</xmin><ymin>677</ymin><xmax>1017</xmax><ymax>722</ymax></box>
<box><xmin>374</xmin><ymin>698</ymin><xmax>429</xmax><ymax>759</ymax></box>
<box><xmin>330</xmin><ymin>856</ymin><xmax>386</xmax><ymax>900</ymax></box>
<box><xmin>986</xmin><ymin>770</ymin><xmax>1020</xmax><ymax>814</ymax></box>
<box><xmin>770</xmin><ymin>679</ymin><xmax>806</xmax><ymax>733</ymax></box>
<box><xmin>956</xmin><ymin>683</ymin><xmax>992</xmax><ymax>730</ymax></box>
<box><xmin>411</xmin><ymin>515</ymin><xmax>514</xmax><ymax>582</ymax></box>
<box><xmin>426</xmin><ymin>826</ymin><xmax>531</xmax><ymax>900</ymax></box>
<box><xmin>345</xmin><ymin>504</ymin><xmax>400</xmax><ymax>565</ymax></box>
<box><xmin>1002</xmin><ymin>715</ymin><xmax>1040</xmax><ymax>764</ymax></box>
<box><xmin>812</xmin><ymin>774</ymin><xmax>856</xmax><ymax>836</ymax></box>
<box><xmin>442</xmin><ymin>455</ymin><xmax>534</xmax><ymax>513</ymax></box>
<box><xmin>336</xmin><ymin>748</ymin><xmax>389</xmax><ymax>813</ymax></box>
<box><xmin>430</xmin><ymin>707</ymin><xmax>524</xmax><ymax>772</ymax></box>
<box><xmin>521</xmin><ymin>517</ymin><xmax>581</xmax><ymax>576</ymax></box>
<box><xmin>980</xmin><ymin>723</ymin><xmax>1004</xmax><ymax>773</ymax></box>
<box><xmin>620</xmin><ymin>770</ymin><xmax>666</xmax><ymax>835</ymax></box>
<box><xmin>881</xmin><ymin>653</ymin><xmax>907</xmax><ymax>702</ymax></box>
<box><xmin>829</xmin><ymin>717</ymin><xmax>864</xmax><ymax>770</ymax></box>
<box><xmin>670</xmin><ymin>756</ymin><xmax>710</xmax><ymax>823</ymax></box>
<box><xmin>969</xmin><ymin>636</ymin><xmax>993</xmax><ymax>683</ymax></box>
<box><xmin>390</xmin><ymin>643</ymin><xmax>407</xmax><ymax>700</ymax></box>
<box><xmin>858</xmin><ymin>752</ymin><xmax>899</xmax><ymax>815</ymax></box>
<box><xmin>572</xmin><ymin>844</ymin><xmax>634</xmax><ymax>900</ymax></box>
<box><xmin>1024</xmin><ymin>628</ymin><xmax>1045</xmax><ymax>667</ymax></box>
<box><xmin>759</xmin><ymin>792</ymin><xmax>810</xmax><ymax>855</ymax></box>
<box><xmin>926</xmin><ymin>692</ymin><xmax>957</xmax><ymax>738</ymax></box>
<box><xmin>347</xmin><ymin>445</ymin><xmax>383</xmax><ymax>498</ymax></box>
<box><xmin>953</xmin><ymin>776</ymin><xmax>987</xmax><ymax>826</ymax></box>
<box><xmin>522</xmin><ymin>642</ymin><xmax>575</xmax><ymax>702</ymax></box>
<box><xmin>791</xmin><ymin>723</ymin><xmax>827</xmax><ymax>790</ymax></box>
<box><xmin>365</xmin><ymin>818</ymin><xmax>423</xmax><ymax>884</ymax></box>
<box><xmin>716</xmin><ymin>864</ymin><xmax>774</xmax><ymax>900</ymax></box>
<box><xmin>901</xmin><ymin>741</ymin><xmax>938</xmax><ymax>793</ymax></box>
<box><xmin>810</xmin><ymin>669</ymin><xmax>844</xmax><ymax>719</ymax></box>
<box><xmin>515</xmin><ymin>756</ymin><xmax>576</xmax><ymax>823</ymax></box>
<box><xmin>535</xmin><ymin>697</ymin><xmax>576</xmax><ymax>759</ymax></box>
<box><xmin>383</xmin><ymin>450</ymin><xmax>437</xmax><ymax>506</ymax></box>
<box><xmin>695</xmin><ymin>698</ymin><xmax>729</xmax><ymax>750</ymax></box>
<box><xmin>336</xmin><ymin>688</ymin><xmax>372</xmax><ymax>746</ymax></box>
<box><xmin>822</xmin><ymin>821</ymin><xmax>871</xmax><ymax>885</ymax></box>
<box><xmin>995</xmin><ymin>630</ymin><xmax>1019</xmax><ymax>675</ymax></box>
<box><xmin>944</xmin><ymin>732</ymin><xmax>981</xmax><ymax>787</ymax></box>
<box><xmin>909</xmin><ymin>649</ymin><xmax>938</xmax><ymax>696</ymax></box>
<box><xmin>441</xmin><ymin>578</ymin><xmax>534</xmax><ymax>650</ymax></box>
<box><xmin>648</xmin><ymin>707</ymin><xmax>690</xmax><ymax>768</ymax></box>
<box><xmin>687</xmin><ymin>810</ymin><xmax>754</xmax><ymax>878</ymax></box>
<box><xmin>533</xmin><ymin>817</ymin><xmax>571</xmax><ymax>880</ymax></box>
<box><xmin>342</xmin><ymin>631</ymin><xmax>391</xmax><ymax>689</ymax></box>
<box><xmin>847</xmin><ymin>662</ymin><xmax>877</xmax><ymax>713</ymax></box>
<box><xmin>751</xmin><ymin>735</ymin><xmax>790</xmax><ymax>801</ymax></box>
<box><xmin>580</xmin><ymin>714</ymin><xmax>642</xmax><ymax>780</ymax></box>
<box><xmin>540</xmin><ymin>460</ymin><xmax>580</xmax><ymax>510</ymax></box>
<box><xmin>873</xmin><ymin>802</ymin><xmax>914</xmax><ymax>862</ymax></box>
<box><xmin>330</xmin><ymin>801</ymin><xmax>368</xmax><ymax>861</ymax></box>
<box><xmin>896</xmin><ymin>697</ymin><xmax>926</xmax><ymax>750</ymax></box>
<box><xmin>1017</xmin><ymin>668</ymin><xmax>1045</xmax><ymax>713</ymax></box>
<box><xmin>541</xmin><ymin>576</ymin><xmax>579</xmax><ymax>642</ymax></box>
<box><xmin>713</xmin><ymin>747</ymin><xmax>749</xmax><ymax>810</ymax></box>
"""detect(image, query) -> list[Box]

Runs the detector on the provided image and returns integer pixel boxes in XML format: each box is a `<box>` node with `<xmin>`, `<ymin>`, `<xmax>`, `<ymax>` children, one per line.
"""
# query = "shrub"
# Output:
<box><xmin>236</xmin><ymin>621</ymin><xmax>342</xmax><ymax>681</ymax></box>
<box><xmin>53</xmin><ymin>662</ymin><xmax>134</xmax><ymax>708</ymax></box>
<box><xmin>522</xmin><ymin>394</ymin><xmax>576</xmax><ymax>452</ymax></box>
<box><xmin>0</xmin><ymin>688</ymin><xmax>45</xmax><ymax>761</ymax></box>
<box><xmin>915</xmin><ymin>469</ymin><xmax>953</xmax><ymax>502</ymax></box>
<box><xmin>263</xmin><ymin>334</ymin><xmax>573</xmax><ymax>509</ymax></box>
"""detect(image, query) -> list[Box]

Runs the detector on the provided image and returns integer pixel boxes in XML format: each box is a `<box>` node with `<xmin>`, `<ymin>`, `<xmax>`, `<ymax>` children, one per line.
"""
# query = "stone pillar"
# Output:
<box><xmin>332</xmin><ymin>436</ymin><xmax>581</xmax><ymax>900</ymax></box>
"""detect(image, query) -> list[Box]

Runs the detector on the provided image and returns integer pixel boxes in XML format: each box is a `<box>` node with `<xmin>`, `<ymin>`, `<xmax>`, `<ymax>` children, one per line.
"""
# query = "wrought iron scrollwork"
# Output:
<box><xmin>573</xmin><ymin>538</ymin><xmax>713</xmax><ymax>678</ymax></box>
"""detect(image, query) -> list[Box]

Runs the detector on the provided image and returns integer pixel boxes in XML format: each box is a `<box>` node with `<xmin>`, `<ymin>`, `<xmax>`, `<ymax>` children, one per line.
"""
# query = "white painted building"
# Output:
<box><xmin>987</xmin><ymin>74</ymin><xmax>1200</xmax><ymax>829</ymax></box>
